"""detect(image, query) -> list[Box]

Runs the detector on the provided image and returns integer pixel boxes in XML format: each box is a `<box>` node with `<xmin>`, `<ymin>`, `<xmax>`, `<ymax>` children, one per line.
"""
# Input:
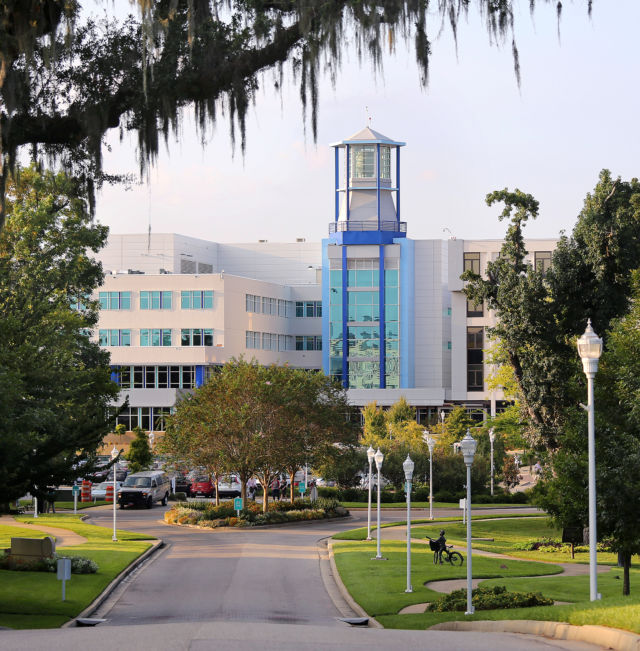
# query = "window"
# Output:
<box><xmin>181</xmin><ymin>290</ymin><xmax>213</xmax><ymax>309</ymax></box>
<box><xmin>99</xmin><ymin>291</ymin><xmax>131</xmax><ymax>310</ymax></box>
<box><xmin>246</xmin><ymin>294</ymin><xmax>260</xmax><ymax>313</ymax></box>
<box><xmin>70</xmin><ymin>294</ymin><xmax>90</xmax><ymax>311</ymax></box>
<box><xmin>245</xmin><ymin>330</ymin><xmax>260</xmax><ymax>349</ymax></box>
<box><xmin>262</xmin><ymin>297</ymin><xmax>277</xmax><ymax>316</ymax></box>
<box><xmin>535</xmin><ymin>251</ymin><xmax>552</xmax><ymax>274</ymax></box>
<box><xmin>463</xmin><ymin>253</ymin><xmax>481</xmax><ymax>275</ymax></box>
<box><xmin>295</xmin><ymin>300</ymin><xmax>322</xmax><ymax>317</ymax></box>
<box><xmin>262</xmin><ymin>332</ymin><xmax>278</xmax><ymax>351</ymax></box>
<box><xmin>350</xmin><ymin>145</ymin><xmax>376</xmax><ymax>178</ymax></box>
<box><xmin>140</xmin><ymin>329</ymin><xmax>172</xmax><ymax>346</ymax></box>
<box><xmin>467</xmin><ymin>326</ymin><xmax>484</xmax><ymax>391</ymax></box>
<box><xmin>140</xmin><ymin>291</ymin><xmax>172</xmax><ymax>310</ymax></box>
<box><xmin>295</xmin><ymin>335</ymin><xmax>322</xmax><ymax>351</ymax></box>
<box><xmin>466</xmin><ymin>299</ymin><xmax>483</xmax><ymax>317</ymax></box>
<box><xmin>347</xmin><ymin>291</ymin><xmax>379</xmax><ymax>323</ymax></box>
<box><xmin>347</xmin><ymin>258</ymin><xmax>379</xmax><ymax>288</ymax></box>
<box><xmin>278</xmin><ymin>335</ymin><xmax>293</xmax><ymax>351</ymax></box>
<box><xmin>181</xmin><ymin>328</ymin><xmax>214</xmax><ymax>346</ymax></box>
<box><xmin>99</xmin><ymin>329</ymin><xmax>131</xmax><ymax>346</ymax></box>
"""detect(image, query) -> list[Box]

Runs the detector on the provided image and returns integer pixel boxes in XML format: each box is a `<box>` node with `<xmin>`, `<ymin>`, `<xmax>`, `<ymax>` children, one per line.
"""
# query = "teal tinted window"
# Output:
<box><xmin>386</xmin><ymin>305</ymin><xmax>399</xmax><ymax>321</ymax></box>
<box><xmin>385</xmin><ymin>287</ymin><xmax>399</xmax><ymax>304</ymax></box>
<box><xmin>385</xmin><ymin>322</ymin><xmax>399</xmax><ymax>339</ymax></box>
<box><xmin>330</xmin><ymin>270</ymin><xmax>342</xmax><ymax>287</ymax></box>
<box><xmin>162</xmin><ymin>330</ymin><xmax>172</xmax><ymax>346</ymax></box>
<box><xmin>163</xmin><ymin>291</ymin><xmax>172</xmax><ymax>309</ymax></box>
<box><xmin>181</xmin><ymin>292</ymin><xmax>189</xmax><ymax>309</ymax></box>
<box><xmin>330</xmin><ymin>287</ymin><xmax>342</xmax><ymax>304</ymax></box>
<box><xmin>120</xmin><ymin>292</ymin><xmax>131</xmax><ymax>310</ymax></box>
<box><xmin>121</xmin><ymin>330</ymin><xmax>131</xmax><ymax>346</ymax></box>
<box><xmin>355</xmin><ymin>270</ymin><xmax>372</xmax><ymax>286</ymax></box>
<box><xmin>203</xmin><ymin>291</ymin><xmax>213</xmax><ymax>309</ymax></box>
<box><xmin>348</xmin><ymin>361</ymin><xmax>380</xmax><ymax>389</ymax></box>
<box><xmin>330</xmin><ymin>305</ymin><xmax>342</xmax><ymax>321</ymax></box>
<box><xmin>385</xmin><ymin>269</ymin><xmax>398</xmax><ymax>287</ymax></box>
<box><xmin>330</xmin><ymin>322</ymin><xmax>343</xmax><ymax>338</ymax></box>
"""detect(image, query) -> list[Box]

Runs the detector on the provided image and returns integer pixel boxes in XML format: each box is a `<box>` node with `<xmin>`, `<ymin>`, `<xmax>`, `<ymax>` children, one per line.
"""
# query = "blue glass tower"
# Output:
<box><xmin>322</xmin><ymin>127</ymin><xmax>413</xmax><ymax>390</ymax></box>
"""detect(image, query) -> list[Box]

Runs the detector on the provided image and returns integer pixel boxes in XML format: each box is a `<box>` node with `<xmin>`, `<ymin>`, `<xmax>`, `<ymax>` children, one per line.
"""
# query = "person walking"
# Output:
<box><xmin>270</xmin><ymin>477</ymin><xmax>280</xmax><ymax>502</ymax></box>
<box><xmin>45</xmin><ymin>487</ymin><xmax>57</xmax><ymax>513</ymax></box>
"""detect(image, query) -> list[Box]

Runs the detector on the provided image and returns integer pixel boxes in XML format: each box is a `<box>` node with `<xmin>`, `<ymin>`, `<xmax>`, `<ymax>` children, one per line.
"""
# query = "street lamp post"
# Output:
<box><xmin>577</xmin><ymin>319</ymin><xmax>603</xmax><ymax>602</ymax></box>
<box><xmin>423</xmin><ymin>430</ymin><xmax>435</xmax><ymax>520</ymax></box>
<box><xmin>366</xmin><ymin>446</ymin><xmax>375</xmax><ymax>541</ymax></box>
<box><xmin>489</xmin><ymin>428</ymin><xmax>496</xmax><ymax>497</ymax></box>
<box><xmin>373</xmin><ymin>448</ymin><xmax>386</xmax><ymax>560</ymax></box>
<box><xmin>111</xmin><ymin>446</ymin><xmax>119</xmax><ymax>542</ymax></box>
<box><xmin>460</xmin><ymin>430</ymin><xmax>477</xmax><ymax>615</ymax></box>
<box><xmin>403</xmin><ymin>455</ymin><xmax>415</xmax><ymax>593</ymax></box>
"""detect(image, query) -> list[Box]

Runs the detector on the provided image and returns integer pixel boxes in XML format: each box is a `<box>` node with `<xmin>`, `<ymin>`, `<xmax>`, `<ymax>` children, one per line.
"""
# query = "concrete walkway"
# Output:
<box><xmin>0</xmin><ymin>515</ymin><xmax>87</xmax><ymax>547</ymax></box>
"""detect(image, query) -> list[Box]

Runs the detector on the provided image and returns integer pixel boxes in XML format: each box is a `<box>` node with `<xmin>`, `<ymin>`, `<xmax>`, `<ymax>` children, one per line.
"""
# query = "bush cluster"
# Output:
<box><xmin>514</xmin><ymin>537</ymin><xmax>614</xmax><ymax>553</ymax></box>
<box><xmin>165</xmin><ymin>498</ymin><xmax>348</xmax><ymax>528</ymax></box>
<box><xmin>0</xmin><ymin>551</ymin><xmax>98</xmax><ymax>574</ymax></box>
<box><xmin>427</xmin><ymin>585</ymin><xmax>553</xmax><ymax>612</ymax></box>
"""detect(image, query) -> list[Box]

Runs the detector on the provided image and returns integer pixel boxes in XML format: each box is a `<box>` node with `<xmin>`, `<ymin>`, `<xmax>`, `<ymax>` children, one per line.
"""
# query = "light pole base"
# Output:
<box><xmin>112</xmin><ymin>536</ymin><xmax>118</xmax><ymax>542</ymax></box>
<box><xmin>465</xmin><ymin>608</ymin><xmax>475</xmax><ymax>616</ymax></box>
<box><xmin>365</xmin><ymin>536</ymin><xmax>372</xmax><ymax>541</ymax></box>
<box><xmin>405</xmin><ymin>587</ymin><xmax>413</xmax><ymax>593</ymax></box>
<box><xmin>372</xmin><ymin>556</ymin><xmax>387</xmax><ymax>561</ymax></box>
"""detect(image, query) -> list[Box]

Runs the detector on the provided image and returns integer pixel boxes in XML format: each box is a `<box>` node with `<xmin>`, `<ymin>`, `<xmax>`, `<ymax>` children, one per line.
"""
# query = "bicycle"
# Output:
<box><xmin>426</xmin><ymin>537</ymin><xmax>464</xmax><ymax>566</ymax></box>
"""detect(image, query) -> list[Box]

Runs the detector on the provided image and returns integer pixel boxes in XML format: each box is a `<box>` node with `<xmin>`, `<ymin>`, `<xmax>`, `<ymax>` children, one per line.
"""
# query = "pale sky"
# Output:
<box><xmin>95</xmin><ymin>2</ymin><xmax>640</xmax><ymax>244</ymax></box>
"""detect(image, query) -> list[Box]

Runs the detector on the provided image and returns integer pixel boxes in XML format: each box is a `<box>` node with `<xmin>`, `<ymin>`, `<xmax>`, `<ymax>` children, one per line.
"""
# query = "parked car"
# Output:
<box><xmin>173</xmin><ymin>474</ymin><xmax>192</xmax><ymax>497</ymax></box>
<box><xmin>190</xmin><ymin>475</ymin><xmax>214</xmax><ymax>498</ymax></box>
<box><xmin>91</xmin><ymin>481</ymin><xmax>122</xmax><ymax>500</ymax></box>
<box><xmin>117</xmin><ymin>471</ymin><xmax>171</xmax><ymax>509</ymax></box>
<box><xmin>217</xmin><ymin>475</ymin><xmax>242</xmax><ymax>498</ymax></box>
<box><xmin>107</xmin><ymin>467</ymin><xmax>128</xmax><ymax>482</ymax></box>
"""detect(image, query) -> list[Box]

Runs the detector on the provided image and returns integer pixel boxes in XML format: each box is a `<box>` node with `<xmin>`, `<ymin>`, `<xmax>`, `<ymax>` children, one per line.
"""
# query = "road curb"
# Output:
<box><xmin>429</xmin><ymin>619</ymin><xmax>640</xmax><ymax>650</ymax></box>
<box><xmin>62</xmin><ymin>538</ymin><xmax>163</xmax><ymax>628</ymax></box>
<box><xmin>327</xmin><ymin>539</ymin><xmax>383</xmax><ymax>629</ymax></box>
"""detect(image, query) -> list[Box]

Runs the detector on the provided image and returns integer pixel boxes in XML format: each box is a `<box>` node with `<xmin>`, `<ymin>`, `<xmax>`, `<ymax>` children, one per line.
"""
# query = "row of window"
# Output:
<box><xmin>296</xmin><ymin>336</ymin><xmax>322</xmax><ymax>351</ymax></box>
<box><xmin>463</xmin><ymin>251</ymin><xmax>552</xmax><ymax>276</ymax></box>
<box><xmin>116</xmin><ymin>366</ymin><xmax>196</xmax><ymax>389</ymax></box>
<box><xmin>244</xmin><ymin>295</ymin><xmax>322</xmax><ymax>318</ymax></box>
<box><xmin>99</xmin><ymin>290</ymin><xmax>213</xmax><ymax>311</ymax></box>
<box><xmin>245</xmin><ymin>331</ymin><xmax>295</xmax><ymax>351</ymax></box>
<box><xmin>113</xmin><ymin>406</ymin><xmax>174</xmax><ymax>432</ymax></box>
<box><xmin>99</xmin><ymin>328</ymin><xmax>214</xmax><ymax>347</ymax></box>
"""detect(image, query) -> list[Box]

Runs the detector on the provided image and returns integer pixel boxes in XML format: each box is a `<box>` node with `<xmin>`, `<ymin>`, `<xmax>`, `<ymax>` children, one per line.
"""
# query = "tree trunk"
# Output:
<box><xmin>289</xmin><ymin>471</ymin><xmax>295</xmax><ymax>502</ymax></box>
<box><xmin>214</xmin><ymin>476</ymin><xmax>219</xmax><ymax>506</ymax></box>
<box><xmin>623</xmin><ymin>552</ymin><xmax>631</xmax><ymax>596</ymax></box>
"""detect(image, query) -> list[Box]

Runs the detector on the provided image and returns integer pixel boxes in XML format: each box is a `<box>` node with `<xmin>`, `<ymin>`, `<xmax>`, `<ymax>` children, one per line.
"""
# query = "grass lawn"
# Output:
<box><xmin>0</xmin><ymin>525</ymin><xmax>52</xmax><ymax>547</ymax></box>
<box><xmin>412</xmin><ymin>518</ymin><xmax>619</xmax><ymax>565</ymax></box>
<box><xmin>333</xmin><ymin>513</ymin><xmax>543</xmax><ymax>541</ymax></box>
<box><xmin>332</xmin><ymin>539</ymin><xmax>561</xmax><ymax>616</ymax></box>
<box><xmin>0</xmin><ymin>514</ymin><xmax>155</xmax><ymax>629</ymax></box>
<box><xmin>19</xmin><ymin>499</ymin><xmax>110</xmax><ymax>510</ymax></box>
<box><xmin>333</xmin><ymin>517</ymin><xmax>640</xmax><ymax>634</ymax></box>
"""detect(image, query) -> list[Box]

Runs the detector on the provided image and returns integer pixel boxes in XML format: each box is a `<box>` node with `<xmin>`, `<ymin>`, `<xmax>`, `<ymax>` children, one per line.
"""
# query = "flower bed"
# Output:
<box><xmin>426</xmin><ymin>585</ymin><xmax>553</xmax><ymax>612</ymax></box>
<box><xmin>0</xmin><ymin>550</ymin><xmax>98</xmax><ymax>573</ymax></box>
<box><xmin>164</xmin><ymin>497</ymin><xmax>348</xmax><ymax>528</ymax></box>
<box><xmin>513</xmin><ymin>537</ymin><xmax>614</xmax><ymax>553</ymax></box>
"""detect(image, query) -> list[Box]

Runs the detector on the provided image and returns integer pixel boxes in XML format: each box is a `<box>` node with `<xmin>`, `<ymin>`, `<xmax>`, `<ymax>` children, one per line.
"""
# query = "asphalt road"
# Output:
<box><xmin>2</xmin><ymin>504</ymin><xmax>607</xmax><ymax>650</ymax></box>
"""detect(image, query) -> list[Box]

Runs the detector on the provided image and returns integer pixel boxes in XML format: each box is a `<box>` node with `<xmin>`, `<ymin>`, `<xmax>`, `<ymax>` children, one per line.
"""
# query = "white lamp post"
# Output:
<box><xmin>423</xmin><ymin>430</ymin><xmax>435</xmax><ymax>520</ymax></box>
<box><xmin>403</xmin><ymin>455</ymin><xmax>415</xmax><ymax>593</ymax></box>
<box><xmin>489</xmin><ymin>428</ymin><xmax>496</xmax><ymax>497</ymax></box>
<box><xmin>366</xmin><ymin>446</ymin><xmax>375</xmax><ymax>541</ymax></box>
<box><xmin>460</xmin><ymin>430</ymin><xmax>477</xmax><ymax>615</ymax></box>
<box><xmin>373</xmin><ymin>448</ymin><xmax>386</xmax><ymax>560</ymax></box>
<box><xmin>577</xmin><ymin>318</ymin><xmax>603</xmax><ymax>602</ymax></box>
<box><xmin>111</xmin><ymin>446</ymin><xmax>119</xmax><ymax>542</ymax></box>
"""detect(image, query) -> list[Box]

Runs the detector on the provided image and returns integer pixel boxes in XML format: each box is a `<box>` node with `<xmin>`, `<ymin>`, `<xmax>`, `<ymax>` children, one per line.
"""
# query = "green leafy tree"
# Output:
<box><xmin>436</xmin><ymin>407</ymin><xmax>475</xmax><ymax>451</ymax></box>
<box><xmin>314</xmin><ymin>446</ymin><xmax>367</xmax><ymax>489</ymax></box>
<box><xmin>161</xmin><ymin>358</ymin><xmax>358</xmax><ymax>510</ymax></box>
<box><xmin>0</xmin><ymin>166</ymin><xmax>118</xmax><ymax>507</ymax></box>
<box><xmin>126</xmin><ymin>426</ymin><xmax>153</xmax><ymax>474</ymax></box>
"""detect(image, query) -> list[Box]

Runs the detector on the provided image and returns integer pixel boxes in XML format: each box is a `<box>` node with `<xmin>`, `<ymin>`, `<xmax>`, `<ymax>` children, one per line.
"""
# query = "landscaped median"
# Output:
<box><xmin>0</xmin><ymin>514</ymin><xmax>156</xmax><ymax>629</ymax></box>
<box><xmin>165</xmin><ymin>497</ymin><xmax>348</xmax><ymax>528</ymax></box>
<box><xmin>330</xmin><ymin>515</ymin><xmax>640</xmax><ymax>638</ymax></box>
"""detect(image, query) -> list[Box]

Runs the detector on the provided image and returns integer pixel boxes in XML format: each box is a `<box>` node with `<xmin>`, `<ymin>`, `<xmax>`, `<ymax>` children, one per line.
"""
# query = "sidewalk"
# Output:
<box><xmin>0</xmin><ymin>515</ymin><xmax>88</xmax><ymax>546</ymax></box>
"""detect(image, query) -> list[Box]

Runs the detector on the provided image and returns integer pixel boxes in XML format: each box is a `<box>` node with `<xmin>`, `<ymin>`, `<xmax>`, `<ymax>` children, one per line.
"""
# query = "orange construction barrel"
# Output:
<box><xmin>81</xmin><ymin>480</ymin><xmax>92</xmax><ymax>502</ymax></box>
<box><xmin>105</xmin><ymin>484</ymin><xmax>114</xmax><ymax>502</ymax></box>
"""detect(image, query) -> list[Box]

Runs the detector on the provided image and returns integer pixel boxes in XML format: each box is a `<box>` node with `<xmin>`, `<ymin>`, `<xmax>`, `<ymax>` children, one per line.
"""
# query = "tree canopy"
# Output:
<box><xmin>159</xmin><ymin>358</ymin><xmax>359</xmax><ymax>510</ymax></box>
<box><xmin>0</xmin><ymin>1</ymin><xmax>594</xmax><ymax>227</ymax></box>
<box><xmin>0</xmin><ymin>165</ymin><xmax>118</xmax><ymax>506</ymax></box>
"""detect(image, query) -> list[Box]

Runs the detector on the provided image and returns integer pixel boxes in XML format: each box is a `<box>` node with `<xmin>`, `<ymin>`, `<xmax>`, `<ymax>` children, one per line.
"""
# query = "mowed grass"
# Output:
<box><xmin>331</xmin><ymin>539</ymin><xmax>561</xmax><ymax>617</ymax></box>
<box><xmin>377</xmin><ymin>596</ymin><xmax>640</xmax><ymax>633</ymax></box>
<box><xmin>413</xmin><ymin>518</ymin><xmax>619</xmax><ymax>565</ymax></box>
<box><xmin>333</xmin><ymin>513</ymin><xmax>542</xmax><ymax>541</ymax></box>
<box><xmin>20</xmin><ymin>499</ymin><xmax>111</xmax><ymax>510</ymax></box>
<box><xmin>0</xmin><ymin>525</ymin><xmax>53</xmax><ymax>547</ymax></box>
<box><xmin>0</xmin><ymin>514</ymin><xmax>155</xmax><ymax>629</ymax></box>
<box><xmin>340</xmin><ymin>501</ymin><xmax>533</xmax><ymax>510</ymax></box>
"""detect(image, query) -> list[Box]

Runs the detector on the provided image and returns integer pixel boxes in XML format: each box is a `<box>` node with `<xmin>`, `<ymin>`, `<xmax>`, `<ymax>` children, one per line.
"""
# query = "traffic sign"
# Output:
<box><xmin>298</xmin><ymin>481</ymin><xmax>306</xmax><ymax>493</ymax></box>
<box><xmin>72</xmin><ymin>485</ymin><xmax>80</xmax><ymax>495</ymax></box>
<box><xmin>233</xmin><ymin>497</ymin><xmax>243</xmax><ymax>511</ymax></box>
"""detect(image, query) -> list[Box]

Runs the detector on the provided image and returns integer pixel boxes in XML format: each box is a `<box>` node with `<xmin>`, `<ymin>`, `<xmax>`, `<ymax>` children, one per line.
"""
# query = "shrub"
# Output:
<box><xmin>317</xmin><ymin>486</ymin><xmax>339</xmax><ymax>499</ymax></box>
<box><xmin>433</xmin><ymin>490</ymin><xmax>459</xmax><ymax>503</ymax></box>
<box><xmin>427</xmin><ymin>585</ymin><xmax>553</xmax><ymax>612</ymax></box>
<box><xmin>169</xmin><ymin>492</ymin><xmax>186</xmax><ymax>501</ymax></box>
<box><xmin>414</xmin><ymin>486</ymin><xmax>431</xmax><ymax>501</ymax></box>
<box><xmin>0</xmin><ymin>551</ymin><xmax>98</xmax><ymax>574</ymax></box>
